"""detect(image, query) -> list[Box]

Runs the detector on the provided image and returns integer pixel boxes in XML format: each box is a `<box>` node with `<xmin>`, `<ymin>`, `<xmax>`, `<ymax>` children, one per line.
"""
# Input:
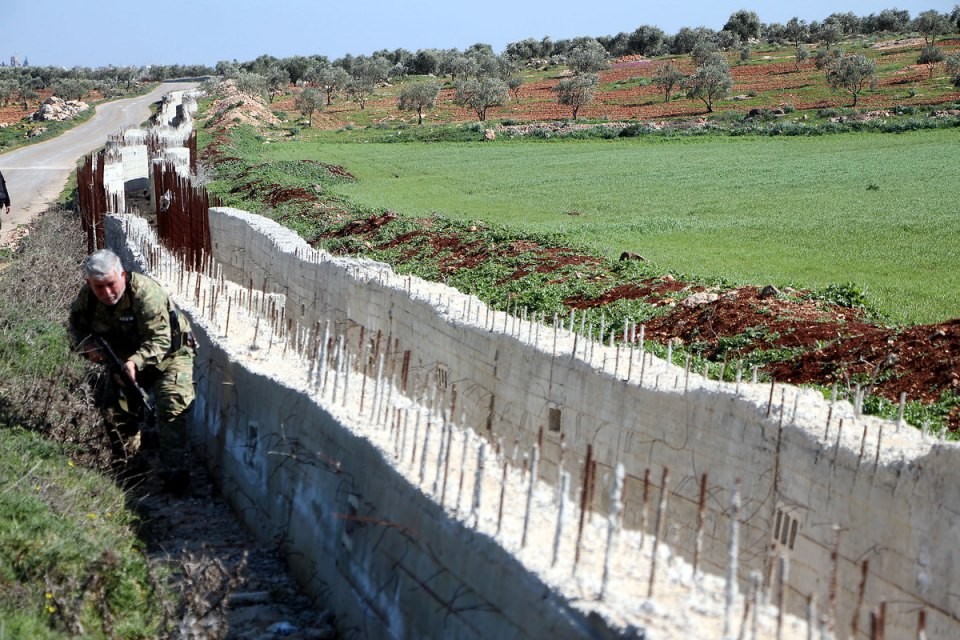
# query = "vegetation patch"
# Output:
<box><xmin>196</xmin><ymin>34</ymin><xmax>960</xmax><ymax>434</ymax></box>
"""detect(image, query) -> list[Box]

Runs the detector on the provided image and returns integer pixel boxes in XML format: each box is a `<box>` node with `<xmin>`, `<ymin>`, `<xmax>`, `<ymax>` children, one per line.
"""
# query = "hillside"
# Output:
<box><xmin>203</xmin><ymin>37</ymin><xmax>958</xmax><ymax>433</ymax></box>
<box><xmin>265</xmin><ymin>37</ymin><xmax>960</xmax><ymax>128</ymax></box>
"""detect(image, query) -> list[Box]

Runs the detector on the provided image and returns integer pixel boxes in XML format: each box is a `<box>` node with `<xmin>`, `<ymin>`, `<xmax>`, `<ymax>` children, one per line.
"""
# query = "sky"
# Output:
<box><xmin>5</xmin><ymin>0</ymin><xmax>956</xmax><ymax>69</ymax></box>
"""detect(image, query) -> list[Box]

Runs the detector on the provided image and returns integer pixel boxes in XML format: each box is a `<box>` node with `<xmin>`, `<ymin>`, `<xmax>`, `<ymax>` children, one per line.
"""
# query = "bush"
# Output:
<box><xmin>618</xmin><ymin>123</ymin><xmax>651</xmax><ymax>137</ymax></box>
<box><xmin>817</xmin><ymin>107</ymin><xmax>853</xmax><ymax>119</ymax></box>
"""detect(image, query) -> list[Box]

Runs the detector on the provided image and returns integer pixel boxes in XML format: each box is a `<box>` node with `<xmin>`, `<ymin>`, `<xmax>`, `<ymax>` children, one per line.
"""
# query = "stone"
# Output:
<box><xmin>32</xmin><ymin>96</ymin><xmax>89</xmax><ymax>122</ymax></box>
<box><xmin>681</xmin><ymin>291</ymin><xmax>720</xmax><ymax>308</ymax></box>
<box><xmin>758</xmin><ymin>284</ymin><xmax>780</xmax><ymax>299</ymax></box>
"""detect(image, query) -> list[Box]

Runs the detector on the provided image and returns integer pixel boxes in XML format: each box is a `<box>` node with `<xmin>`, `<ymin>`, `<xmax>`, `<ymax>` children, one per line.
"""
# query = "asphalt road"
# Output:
<box><xmin>0</xmin><ymin>81</ymin><xmax>199</xmax><ymax>245</ymax></box>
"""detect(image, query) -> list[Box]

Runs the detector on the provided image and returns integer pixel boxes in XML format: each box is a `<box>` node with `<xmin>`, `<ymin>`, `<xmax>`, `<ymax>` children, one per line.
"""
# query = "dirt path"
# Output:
<box><xmin>132</xmin><ymin>468</ymin><xmax>337</xmax><ymax>639</ymax></box>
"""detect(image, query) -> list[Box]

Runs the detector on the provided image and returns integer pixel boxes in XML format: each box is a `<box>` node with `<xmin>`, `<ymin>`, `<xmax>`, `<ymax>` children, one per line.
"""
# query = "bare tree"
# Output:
<box><xmin>398</xmin><ymin>80</ymin><xmax>440</xmax><ymax>125</ymax></box>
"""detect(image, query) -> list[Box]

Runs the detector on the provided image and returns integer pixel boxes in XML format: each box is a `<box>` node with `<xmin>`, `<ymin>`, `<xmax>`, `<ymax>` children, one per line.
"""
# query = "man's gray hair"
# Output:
<box><xmin>83</xmin><ymin>249</ymin><xmax>124</xmax><ymax>280</ymax></box>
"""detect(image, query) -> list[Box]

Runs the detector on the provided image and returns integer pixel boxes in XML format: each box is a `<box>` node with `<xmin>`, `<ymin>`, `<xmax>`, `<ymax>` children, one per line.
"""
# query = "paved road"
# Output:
<box><xmin>0</xmin><ymin>81</ymin><xmax>199</xmax><ymax>246</ymax></box>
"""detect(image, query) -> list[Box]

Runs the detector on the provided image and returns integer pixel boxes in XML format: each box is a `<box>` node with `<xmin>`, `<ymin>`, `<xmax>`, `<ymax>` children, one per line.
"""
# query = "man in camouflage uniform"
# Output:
<box><xmin>69</xmin><ymin>248</ymin><xmax>195</xmax><ymax>492</ymax></box>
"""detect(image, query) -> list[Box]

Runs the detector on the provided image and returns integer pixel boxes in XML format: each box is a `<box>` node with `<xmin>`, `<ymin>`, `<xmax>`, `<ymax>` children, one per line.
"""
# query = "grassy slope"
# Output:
<box><xmin>252</xmin><ymin>127</ymin><xmax>960</xmax><ymax>325</ymax></box>
<box><xmin>0</xmin><ymin>210</ymin><xmax>165</xmax><ymax>638</ymax></box>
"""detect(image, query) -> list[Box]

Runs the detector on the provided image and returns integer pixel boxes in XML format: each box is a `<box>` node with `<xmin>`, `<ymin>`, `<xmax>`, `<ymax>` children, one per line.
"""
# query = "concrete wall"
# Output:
<box><xmin>109</xmin><ymin>215</ymin><xmax>631</xmax><ymax>639</ymax></box>
<box><xmin>95</xmin><ymin>87</ymin><xmax>960</xmax><ymax>638</ymax></box>
<box><xmin>199</xmin><ymin>205</ymin><xmax>960</xmax><ymax>639</ymax></box>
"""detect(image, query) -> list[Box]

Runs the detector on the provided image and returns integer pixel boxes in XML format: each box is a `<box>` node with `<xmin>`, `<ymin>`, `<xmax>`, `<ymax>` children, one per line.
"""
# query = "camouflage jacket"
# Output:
<box><xmin>69</xmin><ymin>271</ymin><xmax>192</xmax><ymax>372</ymax></box>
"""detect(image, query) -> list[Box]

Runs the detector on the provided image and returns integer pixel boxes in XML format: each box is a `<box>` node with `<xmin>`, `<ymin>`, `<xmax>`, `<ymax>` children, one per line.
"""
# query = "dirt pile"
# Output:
<box><xmin>207</xmin><ymin>80</ymin><xmax>281</xmax><ymax>131</ymax></box>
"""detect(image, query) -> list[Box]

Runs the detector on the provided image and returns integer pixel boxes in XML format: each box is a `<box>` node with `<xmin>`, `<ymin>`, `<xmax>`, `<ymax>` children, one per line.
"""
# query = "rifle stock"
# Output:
<box><xmin>91</xmin><ymin>335</ymin><xmax>156</xmax><ymax>418</ymax></box>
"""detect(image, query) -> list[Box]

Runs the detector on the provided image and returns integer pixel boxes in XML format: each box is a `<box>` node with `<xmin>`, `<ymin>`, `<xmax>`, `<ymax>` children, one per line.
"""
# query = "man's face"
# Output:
<box><xmin>88</xmin><ymin>269</ymin><xmax>126</xmax><ymax>306</ymax></box>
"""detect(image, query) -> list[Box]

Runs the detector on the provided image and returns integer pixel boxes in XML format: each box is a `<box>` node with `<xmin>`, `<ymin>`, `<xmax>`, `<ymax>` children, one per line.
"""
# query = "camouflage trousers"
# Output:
<box><xmin>101</xmin><ymin>350</ymin><xmax>195</xmax><ymax>470</ymax></box>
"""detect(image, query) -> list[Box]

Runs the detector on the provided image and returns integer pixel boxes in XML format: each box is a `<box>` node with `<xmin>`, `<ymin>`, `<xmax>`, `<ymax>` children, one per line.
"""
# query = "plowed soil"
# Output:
<box><xmin>312</xmin><ymin>215</ymin><xmax>960</xmax><ymax>428</ymax></box>
<box><xmin>207</xmin><ymin>49</ymin><xmax>960</xmax><ymax>430</ymax></box>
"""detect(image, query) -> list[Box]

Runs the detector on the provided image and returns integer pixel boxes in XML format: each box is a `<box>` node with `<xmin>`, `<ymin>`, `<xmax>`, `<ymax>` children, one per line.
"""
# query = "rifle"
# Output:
<box><xmin>90</xmin><ymin>335</ymin><xmax>156</xmax><ymax>419</ymax></box>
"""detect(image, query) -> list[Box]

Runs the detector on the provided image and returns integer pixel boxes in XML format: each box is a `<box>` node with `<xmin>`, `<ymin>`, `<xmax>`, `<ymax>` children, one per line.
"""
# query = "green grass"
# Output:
<box><xmin>0</xmin><ymin>209</ymin><xmax>169</xmax><ymax>638</ymax></box>
<box><xmin>250</xmin><ymin>127</ymin><xmax>960</xmax><ymax>325</ymax></box>
<box><xmin>0</xmin><ymin>427</ymin><xmax>162</xmax><ymax>638</ymax></box>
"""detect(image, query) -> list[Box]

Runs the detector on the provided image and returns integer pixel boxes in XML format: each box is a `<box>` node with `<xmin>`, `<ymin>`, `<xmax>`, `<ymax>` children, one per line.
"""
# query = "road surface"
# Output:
<box><xmin>0</xmin><ymin>81</ymin><xmax>199</xmax><ymax>246</ymax></box>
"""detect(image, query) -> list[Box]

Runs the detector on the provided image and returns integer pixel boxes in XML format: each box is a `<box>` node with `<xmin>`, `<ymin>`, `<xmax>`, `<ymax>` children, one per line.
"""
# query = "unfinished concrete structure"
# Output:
<box><xmin>93</xmin><ymin>90</ymin><xmax>959</xmax><ymax>639</ymax></box>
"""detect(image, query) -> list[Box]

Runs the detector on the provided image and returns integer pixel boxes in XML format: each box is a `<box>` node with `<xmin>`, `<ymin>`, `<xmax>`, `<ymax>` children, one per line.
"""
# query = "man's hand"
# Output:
<box><xmin>3</xmin><ymin>206</ymin><xmax>9</xmax><ymax>214</ymax></box>
<box><xmin>123</xmin><ymin>360</ymin><xmax>137</xmax><ymax>383</ymax></box>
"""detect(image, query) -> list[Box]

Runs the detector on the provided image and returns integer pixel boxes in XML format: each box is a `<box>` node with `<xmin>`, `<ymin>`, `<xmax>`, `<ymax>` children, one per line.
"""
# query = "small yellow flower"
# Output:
<box><xmin>47</xmin><ymin>605</ymin><xmax>56</xmax><ymax>613</ymax></box>
<box><xmin>87</xmin><ymin>513</ymin><xmax>97</xmax><ymax>520</ymax></box>
<box><xmin>68</xmin><ymin>461</ymin><xmax>75</xmax><ymax>468</ymax></box>
<box><xmin>45</xmin><ymin>592</ymin><xmax>53</xmax><ymax>600</ymax></box>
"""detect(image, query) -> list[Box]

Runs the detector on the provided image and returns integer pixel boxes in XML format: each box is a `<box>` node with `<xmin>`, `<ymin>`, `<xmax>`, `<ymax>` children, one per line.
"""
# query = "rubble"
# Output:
<box><xmin>32</xmin><ymin>96</ymin><xmax>89</xmax><ymax>121</ymax></box>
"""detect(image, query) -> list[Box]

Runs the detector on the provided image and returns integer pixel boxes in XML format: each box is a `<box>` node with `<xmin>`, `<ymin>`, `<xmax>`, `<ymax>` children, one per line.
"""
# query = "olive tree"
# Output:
<box><xmin>505</xmin><ymin>73</ymin><xmax>524</xmax><ymax>100</ymax></box>
<box><xmin>918</xmin><ymin>45</ymin><xmax>944</xmax><ymax>78</ymax></box>
<box><xmin>555</xmin><ymin>73</ymin><xmax>598</xmax><ymax>119</ymax></box>
<box><xmin>266</xmin><ymin>66</ymin><xmax>290</xmax><ymax>103</ymax></box>
<box><xmin>826</xmin><ymin>53</ymin><xmax>877</xmax><ymax>106</ymax></box>
<box><xmin>566</xmin><ymin>39</ymin><xmax>609</xmax><ymax>74</ymax></box>
<box><xmin>398</xmin><ymin>80</ymin><xmax>440</xmax><ymax>124</ymax></box>
<box><xmin>454</xmin><ymin>76</ymin><xmax>509</xmax><ymax>121</ymax></box>
<box><xmin>686</xmin><ymin>53</ymin><xmax>732</xmax><ymax>113</ymax></box>
<box><xmin>913</xmin><ymin>10</ymin><xmax>950</xmax><ymax>47</ymax></box>
<box><xmin>18</xmin><ymin>80</ymin><xmax>40</xmax><ymax>109</ymax></box>
<box><xmin>653</xmin><ymin>62</ymin><xmax>684</xmax><ymax>102</ymax></box>
<box><xmin>0</xmin><ymin>80</ymin><xmax>16</xmax><ymax>107</ymax></box>
<box><xmin>310</xmin><ymin>66</ymin><xmax>349</xmax><ymax>105</ymax></box>
<box><xmin>784</xmin><ymin>17</ymin><xmax>809</xmax><ymax>49</ymax></box>
<box><xmin>795</xmin><ymin>45</ymin><xmax>810</xmax><ymax>70</ymax></box>
<box><xmin>723</xmin><ymin>9</ymin><xmax>762</xmax><ymax>42</ymax></box>
<box><xmin>691</xmin><ymin>40</ymin><xmax>719</xmax><ymax>66</ymax></box>
<box><xmin>235</xmin><ymin>72</ymin><xmax>267</xmax><ymax>99</ymax></box>
<box><xmin>346</xmin><ymin>76</ymin><xmax>375</xmax><ymax>109</ymax></box>
<box><xmin>945</xmin><ymin>53</ymin><xmax>960</xmax><ymax>87</ymax></box>
<box><xmin>294</xmin><ymin>87</ymin><xmax>324</xmax><ymax>127</ymax></box>
<box><xmin>51</xmin><ymin>78</ymin><xmax>93</xmax><ymax>101</ymax></box>
<box><xmin>814</xmin><ymin>46</ymin><xmax>842</xmax><ymax>71</ymax></box>
<box><xmin>627</xmin><ymin>25</ymin><xmax>666</xmax><ymax>56</ymax></box>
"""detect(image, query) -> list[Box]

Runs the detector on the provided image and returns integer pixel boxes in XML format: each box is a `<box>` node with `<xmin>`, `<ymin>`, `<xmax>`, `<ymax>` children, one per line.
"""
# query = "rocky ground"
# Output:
<box><xmin>129</xmin><ymin>466</ymin><xmax>338</xmax><ymax>640</ymax></box>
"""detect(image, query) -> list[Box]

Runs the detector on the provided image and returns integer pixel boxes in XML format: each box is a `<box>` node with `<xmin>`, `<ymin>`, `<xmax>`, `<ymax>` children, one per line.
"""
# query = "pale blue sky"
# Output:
<box><xmin>5</xmin><ymin>0</ymin><xmax>955</xmax><ymax>68</ymax></box>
